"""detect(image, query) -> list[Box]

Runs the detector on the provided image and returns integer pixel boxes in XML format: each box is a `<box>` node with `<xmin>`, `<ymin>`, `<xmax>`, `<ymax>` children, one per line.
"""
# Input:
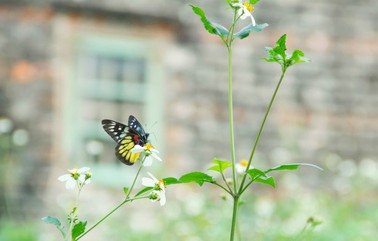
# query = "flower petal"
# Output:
<box><xmin>147</xmin><ymin>172</ymin><xmax>159</xmax><ymax>182</ymax></box>
<box><xmin>66</xmin><ymin>179</ymin><xmax>77</xmax><ymax>190</ymax></box>
<box><xmin>143</xmin><ymin>156</ymin><xmax>153</xmax><ymax>166</ymax></box>
<box><xmin>78</xmin><ymin>167</ymin><xmax>90</xmax><ymax>173</ymax></box>
<box><xmin>58</xmin><ymin>174</ymin><xmax>71</xmax><ymax>182</ymax></box>
<box><xmin>159</xmin><ymin>191</ymin><xmax>166</xmax><ymax>206</ymax></box>
<box><xmin>78</xmin><ymin>174</ymin><xmax>86</xmax><ymax>183</ymax></box>
<box><xmin>131</xmin><ymin>145</ymin><xmax>145</xmax><ymax>153</ymax></box>
<box><xmin>142</xmin><ymin>177</ymin><xmax>155</xmax><ymax>187</ymax></box>
<box><xmin>151</xmin><ymin>152</ymin><xmax>162</xmax><ymax>162</ymax></box>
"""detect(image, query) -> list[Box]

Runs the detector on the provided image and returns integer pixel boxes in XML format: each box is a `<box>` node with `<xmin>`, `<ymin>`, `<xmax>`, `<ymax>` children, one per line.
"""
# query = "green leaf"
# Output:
<box><xmin>255</xmin><ymin>175</ymin><xmax>275</xmax><ymax>188</ymax></box>
<box><xmin>264</xmin><ymin>34</ymin><xmax>310</xmax><ymax>70</ymax></box>
<box><xmin>72</xmin><ymin>221</ymin><xmax>87</xmax><ymax>240</ymax></box>
<box><xmin>213</xmin><ymin>22</ymin><xmax>230</xmax><ymax>37</ymax></box>
<box><xmin>265</xmin><ymin>163</ymin><xmax>323</xmax><ymax>174</ymax></box>
<box><xmin>41</xmin><ymin>216</ymin><xmax>65</xmax><ymax>238</ymax></box>
<box><xmin>179</xmin><ymin>172</ymin><xmax>214</xmax><ymax>186</ymax></box>
<box><xmin>246</xmin><ymin>168</ymin><xmax>266</xmax><ymax>180</ymax></box>
<box><xmin>287</xmin><ymin>49</ymin><xmax>310</xmax><ymax>67</ymax></box>
<box><xmin>191</xmin><ymin>5</ymin><xmax>229</xmax><ymax>38</ymax></box>
<box><xmin>249</xmin><ymin>0</ymin><xmax>261</xmax><ymax>4</ymax></box>
<box><xmin>208</xmin><ymin>159</ymin><xmax>232</xmax><ymax>173</ymax></box>
<box><xmin>234</xmin><ymin>23</ymin><xmax>268</xmax><ymax>39</ymax></box>
<box><xmin>134</xmin><ymin>187</ymin><xmax>153</xmax><ymax>197</ymax></box>
<box><xmin>246</xmin><ymin>168</ymin><xmax>275</xmax><ymax>188</ymax></box>
<box><xmin>163</xmin><ymin>177</ymin><xmax>181</xmax><ymax>185</ymax></box>
<box><xmin>42</xmin><ymin>216</ymin><xmax>61</xmax><ymax>226</ymax></box>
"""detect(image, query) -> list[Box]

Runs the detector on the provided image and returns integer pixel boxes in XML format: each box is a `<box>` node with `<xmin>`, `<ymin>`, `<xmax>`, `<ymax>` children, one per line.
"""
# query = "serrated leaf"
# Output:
<box><xmin>179</xmin><ymin>172</ymin><xmax>214</xmax><ymax>186</ymax></box>
<box><xmin>135</xmin><ymin>187</ymin><xmax>153</xmax><ymax>197</ymax></box>
<box><xmin>255</xmin><ymin>175</ymin><xmax>275</xmax><ymax>188</ymax></box>
<box><xmin>191</xmin><ymin>5</ymin><xmax>229</xmax><ymax>38</ymax></box>
<box><xmin>234</xmin><ymin>23</ymin><xmax>268</xmax><ymax>39</ymax></box>
<box><xmin>163</xmin><ymin>177</ymin><xmax>181</xmax><ymax>185</ymax></box>
<box><xmin>287</xmin><ymin>49</ymin><xmax>310</xmax><ymax>67</ymax></box>
<box><xmin>264</xmin><ymin>34</ymin><xmax>310</xmax><ymax>70</ymax></box>
<box><xmin>41</xmin><ymin>216</ymin><xmax>65</xmax><ymax>238</ymax></box>
<box><xmin>72</xmin><ymin>221</ymin><xmax>87</xmax><ymax>240</ymax></box>
<box><xmin>208</xmin><ymin>159</ymin><xmax>232</xmax><ymax>173</ymax></box>
<box><xmin>265</xmin><ymin>163</ymin><xmax>323</xmax><ymax>174</ymax></box>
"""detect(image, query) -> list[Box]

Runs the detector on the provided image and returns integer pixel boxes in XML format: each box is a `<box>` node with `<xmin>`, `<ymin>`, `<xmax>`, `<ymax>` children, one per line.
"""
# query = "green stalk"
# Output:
<box><xmin>76</xmin><ymin>196</ymin><xmax>147</xmax><ymax>240</ymax></box>
<box><xmin>228</xmin><ymin>45</ymin><xmax>237</xmax><ymax>193</ymax></box>
<box><xmin>76</xmin><ymin>158</ymin><xmax>145</xmax><ymax>240</ymax></box>
<box><xmin>239</xmin><ymin>69</ymin><xmax>287</xmax><ymax>193</ymax></box>
<box><xmin>229</xmin><ymin>196</ymin><xmax>239</xmax><ymax>241</ymax></box>
<box><xmin>227</xmin><ymin>9</ymin><xmax>238</xmax><ymax>193</ymax></box>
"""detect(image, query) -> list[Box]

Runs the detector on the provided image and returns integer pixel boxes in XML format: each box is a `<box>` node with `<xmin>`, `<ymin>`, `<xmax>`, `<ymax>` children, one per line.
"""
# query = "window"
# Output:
<box><xmin>62</xmin><ymin>34</ymin><xmax>165</xmax><ymax>177</ymax></box>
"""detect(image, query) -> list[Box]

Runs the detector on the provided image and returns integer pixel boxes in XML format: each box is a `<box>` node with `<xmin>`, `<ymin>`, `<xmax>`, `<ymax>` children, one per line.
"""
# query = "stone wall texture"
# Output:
<box><xmin>0</xmin><ymin>0</ymin><xmax>377</xmax><ymax>220</ymax></box>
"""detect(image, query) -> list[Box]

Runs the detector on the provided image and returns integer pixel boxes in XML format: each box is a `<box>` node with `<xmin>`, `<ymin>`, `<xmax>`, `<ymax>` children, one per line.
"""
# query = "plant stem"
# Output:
<box><xmin>228</xmin><ymin>45</ymin><xmax>237</xmax><ymax>193</ymax></box>
<box><xmin>228</xmin><ymin>10</ymin><xmax>238</xmax><ymax>193</ymax></box>
<box><xmin>126</xmin><ymin>160</ymin><xmax>145</xmax><ymax>198</ymax></box>
<box><xmin>229</xmin><ymin>196</ymin><xmax>239</xmax><ymax>241</ymax></box>
<box><xmin>221</xmin><ymin>171</ymin><xmax>233</xmax><ymax>194</ymax></box>
<box><xmin>239</xmin><ymin>69</ymin><xmax>287</xmax><ymax>193</ymax></box>
<box><xmin>76</xmin><ymin>158</ymin><xmax>145</xmax><ymax>240</ymax></box>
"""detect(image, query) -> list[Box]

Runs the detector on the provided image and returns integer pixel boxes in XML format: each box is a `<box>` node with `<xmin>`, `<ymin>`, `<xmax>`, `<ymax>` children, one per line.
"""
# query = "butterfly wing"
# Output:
<box><xmin>128</xmin><ymin>115</ymin><xmax>146</xmax><ymax>137</ymax></box>
<box><xmin>128</xmin><ymin>115</ymin><xmax>149</xmax><ymax>144</ymax></box>
<box><xmin>102</xmin><ymin>116</ymin><xmax>148</xmax><ymax>165</ymax></box>
<box><xmin>101</xmin><ymin>119</ymin><xmax>129</xmax><ymax>143</ymax></box>
<box><xmin>115</xmin><ymin>135</ymin><xmax>141</xmax><ymax>165</ymax></box>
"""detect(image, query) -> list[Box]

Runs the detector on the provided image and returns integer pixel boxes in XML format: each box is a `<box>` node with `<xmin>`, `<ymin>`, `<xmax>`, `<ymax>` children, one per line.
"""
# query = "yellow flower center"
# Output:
<box><xmin>240</xmin><ymin>160</ymin><xmax>248</xmax><ymax>167</ymax></box>
<box><xmin>144</xmin><ymin>143</ymin><xmax>155</xmax><ymax>150</ymax></box>
<box><xmin>243</xmin><ymin>2</ymin><xmax>254</xmax><ymax>12</ymax></box>
<box><xmin>158</xmin><ymin>180</ymin><xmax>166</xmax><ymax>188</ymax></box>
<box><xmin>70</xmin><ymin>166</ymin><xmax>78</xmax><ymax>174</ymax></box>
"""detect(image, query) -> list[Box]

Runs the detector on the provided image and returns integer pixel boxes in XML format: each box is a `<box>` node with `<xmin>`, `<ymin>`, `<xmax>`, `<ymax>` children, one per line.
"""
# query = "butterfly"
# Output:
<box><xmin>102</xmin><ymin>115</ymin><xmax>149</xmax><ymax>165</ymax></box>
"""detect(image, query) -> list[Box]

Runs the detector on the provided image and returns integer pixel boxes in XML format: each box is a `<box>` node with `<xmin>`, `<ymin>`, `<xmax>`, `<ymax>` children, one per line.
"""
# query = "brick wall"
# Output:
<box><xmin>0</xmin><ymin>3</ymin><xmax>54</xmax><ymax>217</ymax></box>
<box><xmin>165</xmin><ymin>0</ymin><xmax>378</xmax><ymax>172</ymax></box>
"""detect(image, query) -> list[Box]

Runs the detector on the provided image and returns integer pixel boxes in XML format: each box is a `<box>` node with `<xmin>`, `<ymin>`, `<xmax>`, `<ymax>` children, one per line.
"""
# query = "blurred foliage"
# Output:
<box><xmin>0</xmin><ymin>219</ymin><xmax>37</xmax><ymax>241</ymax></box>
<box><xmin>87</xmin><ymin>160</ymin><xmax>377</xmax><ymax>241</ymax></box>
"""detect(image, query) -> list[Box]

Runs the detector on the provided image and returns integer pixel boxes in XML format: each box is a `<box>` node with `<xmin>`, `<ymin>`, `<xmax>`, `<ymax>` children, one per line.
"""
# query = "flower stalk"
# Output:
<box><xmin>239</xmin><ymin>69</ymin><xmax>287</xmax><ymax>194</ymax></box>
<box><xmin>76</xmin><ymin>156</ymin><xmax>146</xmax><ymax>240</ymax></box>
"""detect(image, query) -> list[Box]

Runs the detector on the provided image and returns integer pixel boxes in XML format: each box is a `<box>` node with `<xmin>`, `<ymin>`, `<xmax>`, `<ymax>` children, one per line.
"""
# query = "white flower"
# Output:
<box><xmin>142</xmin><ymin>172</ymin><xmax>166</xmax><ymax>206</ymax></box>
<box><xmin>58</xmin><ymin>167</ymin><xmax>91</xmax><ymax>190</ymax></box>
<box><xmin>131</xmin><ymin>144</ymin><xmax>162</xmax><ymax>167</ymax></box>
<box><xmin>231</xmin><ymin>1</ymin><xmax>256</xmax><ymax>26</ymax></box>
<box><xmin>236</xmin><ymin>160</ymin><xmax>252</xmax><ymax>174</ymax></box>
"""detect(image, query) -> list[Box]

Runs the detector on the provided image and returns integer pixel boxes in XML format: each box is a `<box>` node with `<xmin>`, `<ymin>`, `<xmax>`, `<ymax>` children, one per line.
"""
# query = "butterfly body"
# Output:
<box><xmin>102</xmin><ymin>115</ymin><xmax>149</xmax><ymax>165</ymax></box>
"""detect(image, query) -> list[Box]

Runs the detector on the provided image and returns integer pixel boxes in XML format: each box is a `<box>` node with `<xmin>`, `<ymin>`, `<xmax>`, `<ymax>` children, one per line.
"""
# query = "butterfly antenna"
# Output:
<box><xmin>146</xmin><ymin>121</ymin><xmax>158</xmax><ymax>143</ymax></box>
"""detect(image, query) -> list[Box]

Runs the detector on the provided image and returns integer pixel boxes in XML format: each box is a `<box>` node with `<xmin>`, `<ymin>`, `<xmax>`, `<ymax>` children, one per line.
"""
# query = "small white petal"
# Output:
<box><xmin>78</xmin><ymin>174</ymin><xmax>86</xmax><ymax>183</ymax></box>
<box><xmin>249</xmin><ymin>14</ymin><xmax>256</xmax><ymax>26</ymax></box>
<box><xmin>66</xmin><ymin>179</ymin><xmax>76</xmax><ymax>190</ymax></box>
<box><xmin>78</xmin><ymin>167</ymin><xmax>90</xmax><ymax>173</ymax></box>
<box><xmin>151</xmin><ymin>152</ymin><xmax>162</xmax><ymax>162</ymax></box>
<box><xmin>143</xmin><ymin>156</ymin><xmax>153</xmax><ymax>166</ymax></box>
<box><xmin>147</xmin><ymin>172</ymin><xmax>159</xmax><ymax>182</ymax></box>
<box><xmin>68</xmin><ymin>167</ymin><xmax>78</xmax><ymax>173</ymax></box>
<box><xmin>159</xmin><ymin>192</ymin><xmax>166</xmax><ymax>206</ymax></box>
<box><xmin>142</xmin><ymin>177</ymin><xmax>155</xmax><ymax>187</ymax></box>
<box><xmin>151</xmin><ymin>148</ymin><xmax>160</xmax><ymax>154</ymax></box>
<box><xmin>132</xmin><ymin>145</ymin><xmax>145</xmax><ymax>153</ymax></box>
<box><xmin>58</xmin><ymin>174</ymin><xmax>71</xmax><ymax>182</ymax></box>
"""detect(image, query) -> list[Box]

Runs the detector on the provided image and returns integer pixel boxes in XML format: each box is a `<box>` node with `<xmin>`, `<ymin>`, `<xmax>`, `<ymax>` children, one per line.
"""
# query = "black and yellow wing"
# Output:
<box><xmin>101</xmin><ymin>116</ymin><xmax>149</xmax><ymax>165</ymax></box>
